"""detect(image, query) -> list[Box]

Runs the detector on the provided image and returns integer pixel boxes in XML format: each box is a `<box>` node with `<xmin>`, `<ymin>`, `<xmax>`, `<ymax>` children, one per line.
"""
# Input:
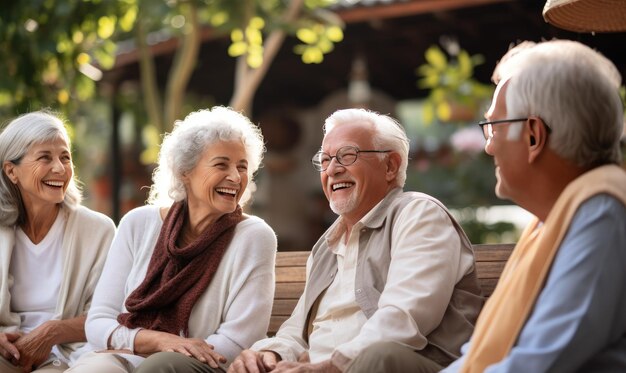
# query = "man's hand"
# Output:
<box><xmin>272</xmin><ymin>359</ymin><xmax>340</xmax><ymax>373</ymax></box>
<box><xmin>0</xmin><ymin>332</ymin><xmax>21</xmax><ymax>362</ymax></box>
<box><xmin>228</xmin><ymin>349</ymin><xmax>280</xmax><ymax>373</ymax></box>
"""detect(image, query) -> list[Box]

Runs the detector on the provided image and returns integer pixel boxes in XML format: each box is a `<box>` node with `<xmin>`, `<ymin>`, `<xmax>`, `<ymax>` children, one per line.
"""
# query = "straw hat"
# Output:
<box><xmin>543</xmin><ymin>0</ymin><xmax>626</xmax><ymax>33</ymax></box>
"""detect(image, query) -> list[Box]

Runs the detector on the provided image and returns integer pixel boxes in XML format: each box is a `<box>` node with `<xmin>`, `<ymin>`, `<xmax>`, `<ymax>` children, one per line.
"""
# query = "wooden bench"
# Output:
<box><xmin>270</xmin><ymin>243</ymin><xmax>515</xmax><ymax>335</ymax></box>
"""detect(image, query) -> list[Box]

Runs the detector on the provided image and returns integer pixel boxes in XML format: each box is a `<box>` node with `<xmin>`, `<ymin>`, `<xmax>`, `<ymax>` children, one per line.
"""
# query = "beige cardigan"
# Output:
<box><xmin>0</xmin><ymin>205</ymin><xmax>115</xmax><ymax>362</ymax></box>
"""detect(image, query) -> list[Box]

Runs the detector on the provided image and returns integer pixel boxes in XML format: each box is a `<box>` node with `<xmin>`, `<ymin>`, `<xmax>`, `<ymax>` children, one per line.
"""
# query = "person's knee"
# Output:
<box><xmin>347</xmin><ymin>341</ymin><xmax>408</xmax><ymax>372</ymax></box>
<box><xmin>135</xmin><ymin>352</ymin><xmax>217</xmax><ymax>373</ymax></box>
<box><xmin>347</xmin><ymin>341</ymin><xmax>441</xmax><ymax>373</ymax></box>
<box><xmin>363</xmin><ymin>341</ymin><xmax>407</xmax><ymax>360</ymax></box>
<box><xmin>66</xmin><ymin>351</ymin><xmax>131</xmax><ymax>373</ymax></box>
<box><xmin>134</xmin><ymin>352</ymin><xmax>181</xmax><ymax>373</ymax></box>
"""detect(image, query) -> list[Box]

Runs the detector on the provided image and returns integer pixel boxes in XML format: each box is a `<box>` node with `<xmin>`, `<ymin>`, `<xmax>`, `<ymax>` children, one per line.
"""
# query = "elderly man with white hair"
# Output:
<box><xmin>442</xmin><ymin>39</ymin><xmax>626</xmax><ymax>372</ymax></box>
<box><xmin>230</xmin><ymin>108</ymin><xmax>483</xmax><ymax>373</ymax></box>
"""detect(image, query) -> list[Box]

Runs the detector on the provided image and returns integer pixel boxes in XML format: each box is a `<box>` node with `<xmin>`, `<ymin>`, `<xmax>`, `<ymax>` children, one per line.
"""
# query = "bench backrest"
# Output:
<box><xmin>270</xmin><ymin>243</ymin><xmax>515</xmax><ymax>335</ymax></box>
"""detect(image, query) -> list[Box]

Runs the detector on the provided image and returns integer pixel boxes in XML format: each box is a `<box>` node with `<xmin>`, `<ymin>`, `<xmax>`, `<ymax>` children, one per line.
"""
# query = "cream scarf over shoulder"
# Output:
<box><xmin>461</xmin><ymin>165</ymin><xmax>626</xmax><ymax>372</ymax></box>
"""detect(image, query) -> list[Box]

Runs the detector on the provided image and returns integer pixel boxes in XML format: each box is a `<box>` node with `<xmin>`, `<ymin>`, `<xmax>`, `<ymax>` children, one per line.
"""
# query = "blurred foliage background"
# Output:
<box><xmin>1</xmin><ymin>0</ymin><xmax>624</xmax><ymax>247</ymax></box>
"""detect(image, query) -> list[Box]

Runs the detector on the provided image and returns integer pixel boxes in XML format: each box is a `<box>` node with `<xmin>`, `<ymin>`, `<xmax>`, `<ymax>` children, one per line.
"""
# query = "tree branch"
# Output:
<box><xmin>229</xmin><ymin>0</ymin><xmax>305</xmax><ymax>114</ymax></box>
<box><xmin>136</xmin><ymin>13</ymin><xmax>163</xmax><ymax>132</ymax></box>
<box><xmin>164</xmin><ymin>1</ymin><xmax>201</xmax><ymax>131</ymax></box>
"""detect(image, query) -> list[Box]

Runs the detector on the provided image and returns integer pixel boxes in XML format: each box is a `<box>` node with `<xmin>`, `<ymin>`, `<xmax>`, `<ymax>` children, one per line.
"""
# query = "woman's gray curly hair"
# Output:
<box><xmin>0</xmin><ymin>111</ymin><xmax>82</xmax><ymax>227</ymax></box>
<box><xmin>147</xmin><ymin>106</ymin><xmax>265</xmax><ymax>207</ymax></box>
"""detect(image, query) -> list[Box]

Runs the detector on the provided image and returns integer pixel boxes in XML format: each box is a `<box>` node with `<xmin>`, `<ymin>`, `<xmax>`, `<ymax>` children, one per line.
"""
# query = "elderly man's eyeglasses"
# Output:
<box><xmin>478</xmin><ymin>117</ymin><xmax>552</xmax><ymax>140</ymax></box>
<box><xmin>311</xmin><ymin>146</ymin><xmax>391</xmax><ymax>172</ymax></box>
<box><xmin>477</xmin><ymin>118</ymin><xmax>528</xmax><ymax>140</ymax></box>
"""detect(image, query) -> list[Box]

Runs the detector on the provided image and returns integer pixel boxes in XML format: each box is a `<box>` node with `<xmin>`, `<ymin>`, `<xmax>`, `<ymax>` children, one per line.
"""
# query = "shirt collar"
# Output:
<box><xmin>325</xmin><ymin>187</ymin><xmax>403</xmax><ymax>247</ymax></box>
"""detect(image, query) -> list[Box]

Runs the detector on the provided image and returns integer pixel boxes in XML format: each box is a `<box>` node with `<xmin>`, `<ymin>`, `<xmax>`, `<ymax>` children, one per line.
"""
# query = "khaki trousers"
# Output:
<box><xmin>65</xmin><ymin>351</ymin><xmax>135</xmax><ymax>373</ymax></box>
<box><xmin>0</xmin><ymin>355</ymin><xmax>68</xmax><ymax>373</ymax></box>
<box><xmin>346</xmin><ymin>341</ymin><xmax>443</xmax><ymax>373</ymax></box>
<box><xmin>134</xmin><ymin>352</ymin><xmax>225</xmax><ymax>373</ymax></box>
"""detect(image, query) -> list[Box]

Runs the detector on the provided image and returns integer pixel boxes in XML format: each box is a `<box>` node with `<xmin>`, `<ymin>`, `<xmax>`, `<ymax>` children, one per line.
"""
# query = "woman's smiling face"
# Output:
<box><xmin>182</xmin><ymin>140</ymin><xmax>249</xmax><ymax>221</ymax></box>
<box><xmin>4</xmin><ymin>136</ymin><xmax>73</xmax><ymax>210</ymax></box>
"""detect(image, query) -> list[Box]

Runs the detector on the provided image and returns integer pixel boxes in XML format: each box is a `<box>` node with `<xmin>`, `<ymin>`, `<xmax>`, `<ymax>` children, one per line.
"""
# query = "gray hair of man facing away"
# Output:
<box><xmin>148</xmin><ymin>106</ymin><xmax>265</xmax><ymax>207</ymax></box>
<box><xmin>496</xmin><ymin>39</ymin><xmax>623</xmax><ymax>168</ymax></box>
<box><xmin>0</xmin><ymin>111</ymin><xmax>83</xmax><ymax>227</ymax></box>
<box><xmin>323</xmin><ymin>108</ymin><xmax>410</xmax><ymax>188</ymax></box>
<box><xmin>491</xmin><ymin>41</ymin><xmax>538</xmax><ymax>85</ymax></box>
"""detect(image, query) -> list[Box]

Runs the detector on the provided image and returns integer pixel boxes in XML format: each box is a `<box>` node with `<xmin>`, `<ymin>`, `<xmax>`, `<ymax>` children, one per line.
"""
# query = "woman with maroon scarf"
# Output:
<box><xmin>68</xmin><ymin>107</ymin><xmax>277</xmax><ymax>373</ymax></box>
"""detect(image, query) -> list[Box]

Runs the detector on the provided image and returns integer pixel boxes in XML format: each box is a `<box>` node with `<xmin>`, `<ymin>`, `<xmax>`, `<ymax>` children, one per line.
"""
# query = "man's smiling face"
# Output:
<box><xmin>320</xmin><ymin>121</ymin><xmax>392</xmax><ymax>223</ymax></box>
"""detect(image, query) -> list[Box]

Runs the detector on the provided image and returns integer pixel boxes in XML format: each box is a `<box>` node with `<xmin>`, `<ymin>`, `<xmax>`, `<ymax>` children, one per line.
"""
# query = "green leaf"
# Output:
<box><xmin>245</xmin><ymin>26</ymin><xmax>263</xmax><ymax>45</ymax></box>
<box><xmin>417</xmin><ymin>75</ymin><xmax>439</xmax><ymax>89</ymax></box>
<box><xmin>231</xmin><ymin>29</ymin><xmax>243</xmax><ymax>42</ymax></box>
<box><xmin>293</xmin><ymin>44</ymin><xmax>307</xmax><ymax>54</ymax></box>
<box><xmin>457</xmin><ymin>50</ymin><xmax>472</xmax><ymax>78</ymax></box>
<box><xmin>302</xmin><ymin>47</ymin><xmax>323</xmax><ymax>64</ymax></box>
<box><xmin>119</xmin><ymin>5</ymin><xmax>138</xmax><ymax>32</ymax></box>
<box><xmin>141</xmin><ymin>125</ymin><xmax>161</xmax><ymax>165</ymax></box>
<box><xmin>57</xmin><ymin>89</ymin><xmax>69</xmax><ymax>105</ymax></box>
<box><xmin>75</xmin><ymin>76</ymin><xmax>95</xmax><ymax>101</ymax></box>
<box><xmin>317</xmin><ymin>38</ymin><xmax>333</xmax><ymax>53</ymax></box>
<box><xmin>436</xmin><ymin>101</ymin><xmax>452</xmax><ymax>121</ymax></box>
<box><xmin>97</xmin><ymin>16</ymin><xmax>116</xmax><ymax>39</ymax></box>
<box><xmin>93</xmin><ymin>48</ymin><xmax>115</xmax><ymax>69</ymax></box>
<box><xmin>431</xmin><ymin>88</ymin><xmax>445</xmax><ymax>102</ymax></box>
<box><xmin>210</xmin><ymin>11</ymin><xmax>228</xmax><ymax>26</ymax></box>
<box><xmin>325</xmin><ymin>26</ymin><xmax>343</xmax><ymax>42</ymax></box>
<box><xmin>471</xmin><ymin>54</ymin><xmax>485</xmax><ymax>66</ymax></box>
<box><xmin>305</xmin><ymin>0</ymin><xmax>337</xmax><ymax>9</ymax></box>
<box><xmin>422</xmin><ymin>102</ymin><xmax>434</xmax><ymax>124</ymax></box>
<box><xmin>249</xmin><ymin>16</ymin><xmax>265</xmax><ymax>29</ymax></box>
<box><xmin>248</xmin><ymin>43</ymin><xmax>263</xmax><ymax>55</ymax></box>
<box><xmin>425</xmin><ymin>46</ymin><xmax>447</xmax><ymax>71</ymax></box>
<box><xmin>296</xmin><ymin>28</ymin><xmax>318</xmax><ymax>44</ymax></box>
<box><xmin>228</xmin><ymin>41</ymin><xmax>247</xmax><ymax>57</ymax></box>
<box><xmin>416</xmin><ymin>64</ymin><xmax>436</xmax><ymax>77</ymax></box>
<box><xmin>247</xmin><ymin>53</ymin><xmax>263</xmax><ymax>68</ymax></box>
<box><xmin>72</xmin><ymin>31</ymin><xmax>84</xmax><ymax>44</ymax></box>
<box><xmin>0</xmin><ymin>90</ymin><xmax>14</xmax><ymax>107</ymax></box>
<box><xmin>76</xmin><ymin>52</ymin><xmax>90</xmax><ymax>66</ymax></box>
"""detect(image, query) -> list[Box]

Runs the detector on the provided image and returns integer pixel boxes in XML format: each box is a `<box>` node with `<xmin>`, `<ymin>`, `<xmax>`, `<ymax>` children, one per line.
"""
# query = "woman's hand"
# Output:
<box><xmin>135</xmin><ymin>329</ymin><xmax>227</xmax><ymax>369</ymax></box>
<box><xmin>6</xmin><ymin>316</ymin><xmax>86</xmax><ymax>371</ymax></box>
<box><xmin>12</xmin><ymin>322</ymin><xmax>57</xmax><ymax>371</ymax></box>
<box><xmin>0</xmin><ymin>332</ymin><xmax>21</xmax><ymax>362</ymax></box>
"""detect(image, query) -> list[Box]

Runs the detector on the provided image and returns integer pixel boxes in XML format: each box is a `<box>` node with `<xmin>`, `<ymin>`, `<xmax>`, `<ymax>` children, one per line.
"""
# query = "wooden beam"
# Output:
<box><xmin>336</xmin><ymin>0</ymin><xmax>512</xmax><ymax>23</ymax></box>
<box><xmin>110</xmin><ymin>0</ymin><xmax>512</xmax><ymax>70</ymax></box>
<box><xmin>113</xmin><ymin>27</ymin><xmax>217</xmax><ymax>69</ymax></box>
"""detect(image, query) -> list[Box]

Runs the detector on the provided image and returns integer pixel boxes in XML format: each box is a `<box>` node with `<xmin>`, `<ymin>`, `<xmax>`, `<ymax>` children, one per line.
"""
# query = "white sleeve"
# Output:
<box><xmin>332</xmin><ymin>199</ymin><xmax>466</xmax><ymax>370</ymax></box>
<box><xmin>204</xmin><ymin>221</ymin><xmax>278</xmax><ymax>363</ymax></box>
<box><xmin>85</xmin><ymin>210</ymin><xmax>144</xmax><ymax>350</ymax></box>
<box><xmin>109</xmin><ymin>325</ymin><xmax>142</xmax><ymax>352</ymax></box>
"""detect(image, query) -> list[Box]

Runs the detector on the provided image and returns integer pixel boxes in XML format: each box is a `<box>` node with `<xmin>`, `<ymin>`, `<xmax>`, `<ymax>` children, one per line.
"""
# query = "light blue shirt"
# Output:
<box><xmin>444</xmin><ymin>194</ymin><xmax>626</xmax><ymax>372</ymax></box>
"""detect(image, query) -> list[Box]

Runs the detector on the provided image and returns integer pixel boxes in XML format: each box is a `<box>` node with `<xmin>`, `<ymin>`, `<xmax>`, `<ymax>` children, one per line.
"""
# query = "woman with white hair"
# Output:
<box><xmin>69</xmin><ymin>107</ymin><xmax>277</xmax><ymax>373</ymax></box>
<box><xmin>0</xmin><ymin>111</ymin><xmax>115</xmax><ymax>372</ymax></box>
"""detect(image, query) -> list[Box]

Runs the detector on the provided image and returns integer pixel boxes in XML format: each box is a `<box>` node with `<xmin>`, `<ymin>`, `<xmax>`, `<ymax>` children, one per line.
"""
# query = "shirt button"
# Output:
<box><xmin>356</xmin><ymin>289</ymin><xmax>362</xmax><ymax>294</ymax></box>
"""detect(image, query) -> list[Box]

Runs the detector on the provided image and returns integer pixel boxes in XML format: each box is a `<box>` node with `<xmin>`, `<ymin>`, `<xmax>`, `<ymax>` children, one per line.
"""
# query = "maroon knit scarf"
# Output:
<box><xmin>117</xmin><ymin>201</ymin><xmax>243</xmax><ymax>336</ymax></box>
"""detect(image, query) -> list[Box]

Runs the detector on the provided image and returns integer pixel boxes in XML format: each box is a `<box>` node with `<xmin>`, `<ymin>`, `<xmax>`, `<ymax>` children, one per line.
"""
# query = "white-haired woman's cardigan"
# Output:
<box><xmin>85</xmin><ymin>206</ymin><xmax>277</xmax><ymax>368</ymax></box>
<box><xmin>0</xmin><ymin>206</ymin><xmax>115</xmax><ymax>363</ymax></box>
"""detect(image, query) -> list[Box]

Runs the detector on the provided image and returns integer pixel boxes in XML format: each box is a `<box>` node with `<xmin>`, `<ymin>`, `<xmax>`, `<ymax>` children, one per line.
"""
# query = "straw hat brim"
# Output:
<box><xmin>543</xmin><ymin>0</ymin><xmax>626</xmax><ymax>33</ymax></box>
